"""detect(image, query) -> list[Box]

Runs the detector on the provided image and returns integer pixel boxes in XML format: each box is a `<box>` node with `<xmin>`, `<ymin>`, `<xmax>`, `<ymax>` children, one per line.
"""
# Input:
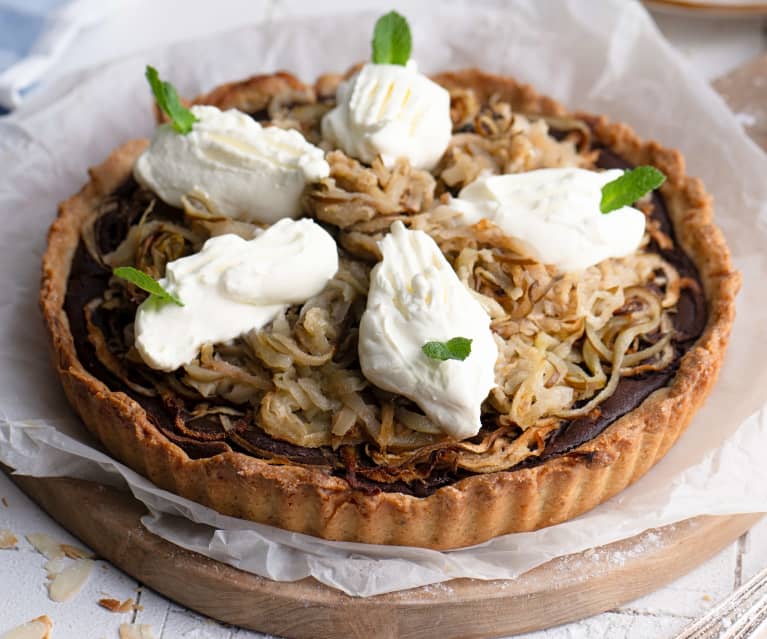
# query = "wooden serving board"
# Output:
<box><xmin>8</xmin><ymin>473</ymin><xmax>762</xmax><ymax>639</ymax></box>
<box><xmin>8</xmin><ymin>51</ymin><xmax>767</xmax><ymax>639</ymax></box>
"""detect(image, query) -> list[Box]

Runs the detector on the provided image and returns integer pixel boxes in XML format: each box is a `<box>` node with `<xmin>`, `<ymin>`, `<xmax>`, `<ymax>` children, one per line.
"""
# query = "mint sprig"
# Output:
<box><xmin>145</xmin><ymin>65</ymin><xmax>198</xmax><ymax>135</ymax></box>
<box><xmin>372</xmin><ymin>11</ymin><xmax>412</xmax><ymax>66</ymax></box>
<box><xmin>113</xmin><ymin>266</ymin><xmax>184</xmax><ymax>307</ymax></box>
<box><xmin>600</xmin><ymin>166</ymin><xmax>666</xmax><ymax>214</ymax></box>
<box><xmin>422</xmin><ymin>337</ymin><xmax>472</xmax><ymax>362</ymax></box>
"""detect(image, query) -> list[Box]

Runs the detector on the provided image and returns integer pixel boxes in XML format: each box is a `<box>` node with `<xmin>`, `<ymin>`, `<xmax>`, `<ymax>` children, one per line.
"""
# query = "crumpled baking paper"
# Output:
<box><xmin>1</xmin><ymin>0</ymin><xmax>767</xmax><ymax>598</ymax></box>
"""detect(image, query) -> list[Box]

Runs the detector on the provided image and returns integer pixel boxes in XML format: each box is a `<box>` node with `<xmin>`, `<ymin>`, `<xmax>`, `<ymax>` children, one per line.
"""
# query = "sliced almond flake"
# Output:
<box><xmin>119</xmin><ymin>623</ymin><xmax>158</xmax><ymax>639</ymax></box>
<box><xmin>26</xmin><ymin>533</ymin><xmax>65</xmax><ymax>560</ymax></box>
<box><xmin>98</xmin><ymin>597</ymin><xmax>137</xmax><ymax>613</ymax></box>
<box><xmin>99</xmin><ymin>597</ymin><xmax>121</xmax><ymax>611</ymax></box>
<box><xmin>48</xmin><ymin>558</ymin><xmax>94</xmax><ymax>602</ymax></box>
<box><xmin>0</xmin><ymin>529</ymin><xmax>18</xmax><ymax>549</ymax></box>
<box><xmin>43</xmin><ymin>557</ymin><xmax>68</xmax><ymax>579</ymax></box>
<box><xmin>1</xmin><ymin>615</ymin><xmax>53</xmax><ymax>639</ymax></box>
<box><xmin>59</xmin><ymin>543</ymin><xmax>94</xmax><ymax>559</ymax></box>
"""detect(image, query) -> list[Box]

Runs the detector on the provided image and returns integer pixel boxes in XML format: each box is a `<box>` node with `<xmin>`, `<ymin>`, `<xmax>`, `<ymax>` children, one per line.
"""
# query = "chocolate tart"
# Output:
<box><xmin>40</xmin><ymin>69</ymin><xmax>739</xmax><ymax>549</ymax></box>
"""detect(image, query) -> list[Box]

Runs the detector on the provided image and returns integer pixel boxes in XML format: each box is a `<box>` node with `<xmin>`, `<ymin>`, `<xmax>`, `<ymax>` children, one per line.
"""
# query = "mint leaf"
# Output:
<box><xmin>372</xmin><ymin>11</ymin><xmax>412</xmax><ymax>65</ymax></box>
<box><xmin>422</xmin><ymin>337</ymin><xmax>472</xmax><ymax>362</ymax></box>
<box><xmin>600</xmin><ymin>166</ymin><xmax>666</xmax><ymax>214</ymax></box>
<box><xmin>145</xmin><ymin>65</ymin><xmax>198</xmax><ymax>135</ymax></box>
<box><xmin>113</xmin><ymin>266</ymin><xmax>184</xmax><ymax>306</ymax></box>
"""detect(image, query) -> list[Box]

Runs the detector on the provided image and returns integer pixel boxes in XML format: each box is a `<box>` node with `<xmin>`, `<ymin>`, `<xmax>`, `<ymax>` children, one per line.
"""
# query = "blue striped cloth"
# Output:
<box><xmin>0</xmin><ymin>0</ymin><xmax>72</xmax><ymax>114</ymax></box>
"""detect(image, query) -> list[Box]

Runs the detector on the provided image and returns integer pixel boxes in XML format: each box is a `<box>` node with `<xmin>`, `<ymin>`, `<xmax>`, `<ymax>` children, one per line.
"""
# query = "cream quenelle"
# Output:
<box><xmin>358</xmin><ymin>222</ymin><xmax>498</xmax><ymax>439</ymax></box>
<box><xmin>134</xmin><ymin>219</ymin><xmax>338</xmax><ymax>371</ymax></box>
<box><xmin>449</xmin><ymin>168</ymin><xmax>647</xmax><ymax>271</ymax></box>
<box><xmin>134</xmin><ymin>105</ymin><xmax>329</xmax><ymax>224</ymax></box>
<box><xmin>321</xmin><ymin>61</ymin><xmax>452</xmax><ymax>171</ymax></box>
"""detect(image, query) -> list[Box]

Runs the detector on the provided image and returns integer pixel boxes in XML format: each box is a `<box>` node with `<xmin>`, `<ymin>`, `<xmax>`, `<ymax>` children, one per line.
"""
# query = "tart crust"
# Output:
<box><xmin>40</xmin><ymin>70</ymin><xmax>740</xmax><ymax>549</ymax></box>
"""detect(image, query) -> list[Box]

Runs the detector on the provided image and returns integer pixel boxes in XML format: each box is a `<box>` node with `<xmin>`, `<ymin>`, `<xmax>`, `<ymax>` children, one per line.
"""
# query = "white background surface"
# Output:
<box><xmin>1</xmin><ymin>2</ymin><xmax>767</xmax><ymax>637</ymax></box>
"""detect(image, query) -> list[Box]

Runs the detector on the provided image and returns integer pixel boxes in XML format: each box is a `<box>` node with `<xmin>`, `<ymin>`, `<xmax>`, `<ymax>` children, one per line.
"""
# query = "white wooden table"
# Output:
<box><xmin>1</xmin><ymin>3</ymin><xmax>766</xmax><ymax>637</ymax></box>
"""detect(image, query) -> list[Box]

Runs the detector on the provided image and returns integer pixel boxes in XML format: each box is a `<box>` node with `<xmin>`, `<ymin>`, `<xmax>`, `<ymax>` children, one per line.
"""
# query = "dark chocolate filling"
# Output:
<box><xmin>537</xmin><ymin>148</ymin><xmax>705</xmax><ymax>460</ymax></box>
<box><xmin>63</xmin><ymin>148</ymin><xmax>705</xmax><ymax>497</ymax></box>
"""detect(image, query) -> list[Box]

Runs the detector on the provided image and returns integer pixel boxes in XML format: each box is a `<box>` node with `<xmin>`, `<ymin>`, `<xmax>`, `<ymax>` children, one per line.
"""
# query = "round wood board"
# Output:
<box><xmin>7</xmin><ymin>472</ymin><xmax>761</xmax><ymax>639</ymax></box>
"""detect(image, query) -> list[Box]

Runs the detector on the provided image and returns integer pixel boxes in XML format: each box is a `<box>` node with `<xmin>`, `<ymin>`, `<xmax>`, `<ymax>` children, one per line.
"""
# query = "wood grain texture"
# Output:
<box><xmin>7</xmin><ymin>473</ymin><xmax>761</xmax><ymax>639</ymax></box>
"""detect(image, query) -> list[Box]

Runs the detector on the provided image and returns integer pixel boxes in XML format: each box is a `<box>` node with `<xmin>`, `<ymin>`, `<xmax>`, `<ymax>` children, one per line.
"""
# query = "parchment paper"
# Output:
<box><xmin>1</xmin><ymin>0</ymin><xmax>767</xmax><ymax>598</ymax></box>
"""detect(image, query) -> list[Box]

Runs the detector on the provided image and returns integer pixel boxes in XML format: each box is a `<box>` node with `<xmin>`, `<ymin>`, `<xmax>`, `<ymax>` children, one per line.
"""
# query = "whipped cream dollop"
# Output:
<box><xmin>321</xmin><ymin>61</ymin><xmax>452</xmax><ymax>171</ymax></box>
<box><xmin>450</xmin><ymin>168</ymin><xmax>647</xmax><ymax>272</ymax></box>
<box><xmin>134</xmin><ymin>218</ymin><xmax>338</xmax><ymax>371</ymax></box>
<box><xmin>134</xmin><ymin>105</ymin><xmax>329</xmax><ymax>224</ymax></box>
<box><xmin>358</xmin><ymin>222</ymin><xmax>498</xmax><ymax>439</ymax></box>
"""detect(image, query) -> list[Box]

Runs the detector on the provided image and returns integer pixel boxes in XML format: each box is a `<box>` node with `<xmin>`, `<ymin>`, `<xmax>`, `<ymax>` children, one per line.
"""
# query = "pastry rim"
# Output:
<box><xmin>39</xmin><ymin>69</ymin><xmax>740</xmax><ymax>550</ymax></box>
